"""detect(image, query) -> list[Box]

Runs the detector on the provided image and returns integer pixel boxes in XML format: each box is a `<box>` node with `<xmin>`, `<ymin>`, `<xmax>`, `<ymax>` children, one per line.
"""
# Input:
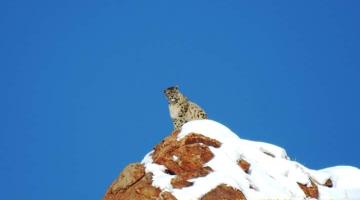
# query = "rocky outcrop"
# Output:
<box><xmin>103</xmin><ymin>163</ymin><xmax>161</xmax><ymax>200</ymax></box>
<box><xmin>110</xmin><ymin>163</ymin><xmax>145</xmax><ymax>193</ymax></box>
<box><xmin>104</xmin><ymin>130</ymin><xmax>240</xmax><ymax>200</ymax></box>
<box><xmin>237</xmin><ymin>159</ymin><xmax>250</xmax><ymax>173</ymax></box>
<box><xmin>103</xmin><ymin>121</ymin><xmax>348</xmax><ymax>200</ymax></box>
<box><xmin>201</xmin><ymin>184</ymin><xmax>246</xmax><ymax>200</ymax></box>
<box><xmin>152</xmin><ymin>131</ymin><xmax>221</xmax><ymax>189</ymax></box>
<box><xmin>297</xmin><ymin>180</ymin><xmax>319</xmax><ymax>199</ymax></box>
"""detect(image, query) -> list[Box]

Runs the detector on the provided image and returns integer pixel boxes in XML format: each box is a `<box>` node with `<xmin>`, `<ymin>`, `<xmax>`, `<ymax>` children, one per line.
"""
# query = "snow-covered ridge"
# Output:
<box><xmin>142</xmin><ymin>119</ymin><xmax>360</xmax><ymax>200</ymax></box>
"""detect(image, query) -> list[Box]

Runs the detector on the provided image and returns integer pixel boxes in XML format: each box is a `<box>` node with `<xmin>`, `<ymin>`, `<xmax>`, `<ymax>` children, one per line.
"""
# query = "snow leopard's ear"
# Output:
<box><xmin>174</xmin><ymin>85</ymin><xmax>179</xmax><ymax>90</ymax></box>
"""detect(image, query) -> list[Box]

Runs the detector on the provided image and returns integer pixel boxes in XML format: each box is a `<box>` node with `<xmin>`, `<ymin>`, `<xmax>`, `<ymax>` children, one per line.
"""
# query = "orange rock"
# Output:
<box><xmin>174</xmin><ymin>144</ymin><xmax>214</xmax><ymax>171</ymax></box>
<box><xmin>111</xmin><ymin>163</ymin><xmax>145</xmax><ymax>192</ymax></box>
<box><xmin>151</xmin><ymin>131</ymin><xmax>221</xmax><ymax>189</ymax></box>
<box><xmin>297</xmin><ymin>180</ymin><xmax>319</xmax><ymax>199</ymax></box>
<box><xmin>104</xmin><ymin>172</ymin><xmax>161</xmax><ymax>200</ymax></box>
<box><xmin>159</xmin><ymin>191</ymin><xmax>178</xmax><ymax>200</ymax></box>
<box><xmin>201</xmin><ymin>184</ymin><xmax>247</xmax><ymax>200</ymax></box>
<box><xmin>183</xmin><ymin>133</ymin><xmax>222</xmax><ymax>148</ymax></box>
<box><xmin>171</xmin><ymin>176</ymin><xmax>194</xmax><ymax>188</ymax></box>
<box><xmin>237</xmin><ymin>159</ymin><xmax>251</xmax><ymax>173</ymax></box>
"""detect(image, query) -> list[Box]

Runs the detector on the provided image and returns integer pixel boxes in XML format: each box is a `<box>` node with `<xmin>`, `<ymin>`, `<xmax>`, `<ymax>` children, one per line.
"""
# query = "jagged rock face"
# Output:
<box><xmin>111</xmin><ymin>163</ymin><xmax>145</xmax><ymax>193</ymax></box>
<box><xmin>103</xmin><ymin>163</ymin><xmax>161</xmax><ymax>200</ymax></box>
<box><xmin>152</xmin><ymin>131</ymin><xmax>221</xmax><ymax>189</ymax></box>
<box><xmin>103</xmin><ymin>129</ymin><xmax>323</xmax><ymax>200</ymax></box>
<box><xmin>201</xmin><ymin>184</ymin><xmax>246</xmax><ymax>200</ymax></box>
<box><xmin>104</xmin><ymin>120</ymin><xmax>360</xmax><ymax>200</ymax></box>
<box><xmin>103</xmin><ymin>163</ymin><xmax>178</xmax><ymax>200</ymax></box>
<box><xmin>103</xmin><ymin>130</ymin><xmax>246</xmax><ymax>200</ymax></box>
<box><xmin>103</xmin><ymin>119</ymin><xmax>359</xmax><ymax>200</ymax></box>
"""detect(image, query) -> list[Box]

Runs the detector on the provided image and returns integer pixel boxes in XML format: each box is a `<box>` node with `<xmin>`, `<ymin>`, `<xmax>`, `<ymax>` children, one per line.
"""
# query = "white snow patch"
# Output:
<box><xmin>142</xmin><ymin>119</ymin><xmax>360</xmax><ymax>200</ymax></box>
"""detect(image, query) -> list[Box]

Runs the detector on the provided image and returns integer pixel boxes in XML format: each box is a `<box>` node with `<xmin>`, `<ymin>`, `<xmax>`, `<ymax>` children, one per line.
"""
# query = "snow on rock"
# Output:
<box><xmin>141</xmin><ymin>119</ymin><xmax>360</xmax><ymax>200</ymax></box>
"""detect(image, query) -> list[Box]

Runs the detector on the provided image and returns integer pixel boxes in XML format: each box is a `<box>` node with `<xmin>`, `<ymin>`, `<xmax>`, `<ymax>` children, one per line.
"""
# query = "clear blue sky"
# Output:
<box><xmin>1</xmin><ymin>1</ymin><xmax>359</xmax><ymax>199</ymax></box>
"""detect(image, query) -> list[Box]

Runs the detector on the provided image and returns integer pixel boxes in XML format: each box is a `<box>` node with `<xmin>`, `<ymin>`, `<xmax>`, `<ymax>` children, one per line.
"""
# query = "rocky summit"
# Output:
<box><xmin>103</xmin><ymin>120</ymin><xmax>360</xmax><ymax>200</ymax></box>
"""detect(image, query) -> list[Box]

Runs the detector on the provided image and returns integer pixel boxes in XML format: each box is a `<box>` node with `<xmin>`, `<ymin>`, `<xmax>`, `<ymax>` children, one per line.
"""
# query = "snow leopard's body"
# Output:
<box><xmin>164</xmin><ymin>86</ymin><xmax>207</xmax><ymax>130</ymax></box>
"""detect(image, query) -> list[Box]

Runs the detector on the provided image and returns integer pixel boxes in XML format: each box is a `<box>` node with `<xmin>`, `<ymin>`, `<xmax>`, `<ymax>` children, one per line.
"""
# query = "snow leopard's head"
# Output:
<box><xmin>164</xmin><ymin>86</ymin><xmax>184</xmax><ymax>104</ymax></box>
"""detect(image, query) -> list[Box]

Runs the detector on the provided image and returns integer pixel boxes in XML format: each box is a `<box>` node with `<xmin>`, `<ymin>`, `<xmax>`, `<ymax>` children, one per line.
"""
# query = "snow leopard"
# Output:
<box><xmin>164</xmin><ymin>86</ymin><xmax>207</xmax><ymax>130</ymax></box>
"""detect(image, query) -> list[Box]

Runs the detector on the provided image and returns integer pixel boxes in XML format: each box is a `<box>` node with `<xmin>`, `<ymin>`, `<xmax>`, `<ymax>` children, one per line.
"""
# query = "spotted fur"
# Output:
<box><xmin>164</xmin><ymin>86</ymin><xmax>207</xmax><ymax>130</ymax></box>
